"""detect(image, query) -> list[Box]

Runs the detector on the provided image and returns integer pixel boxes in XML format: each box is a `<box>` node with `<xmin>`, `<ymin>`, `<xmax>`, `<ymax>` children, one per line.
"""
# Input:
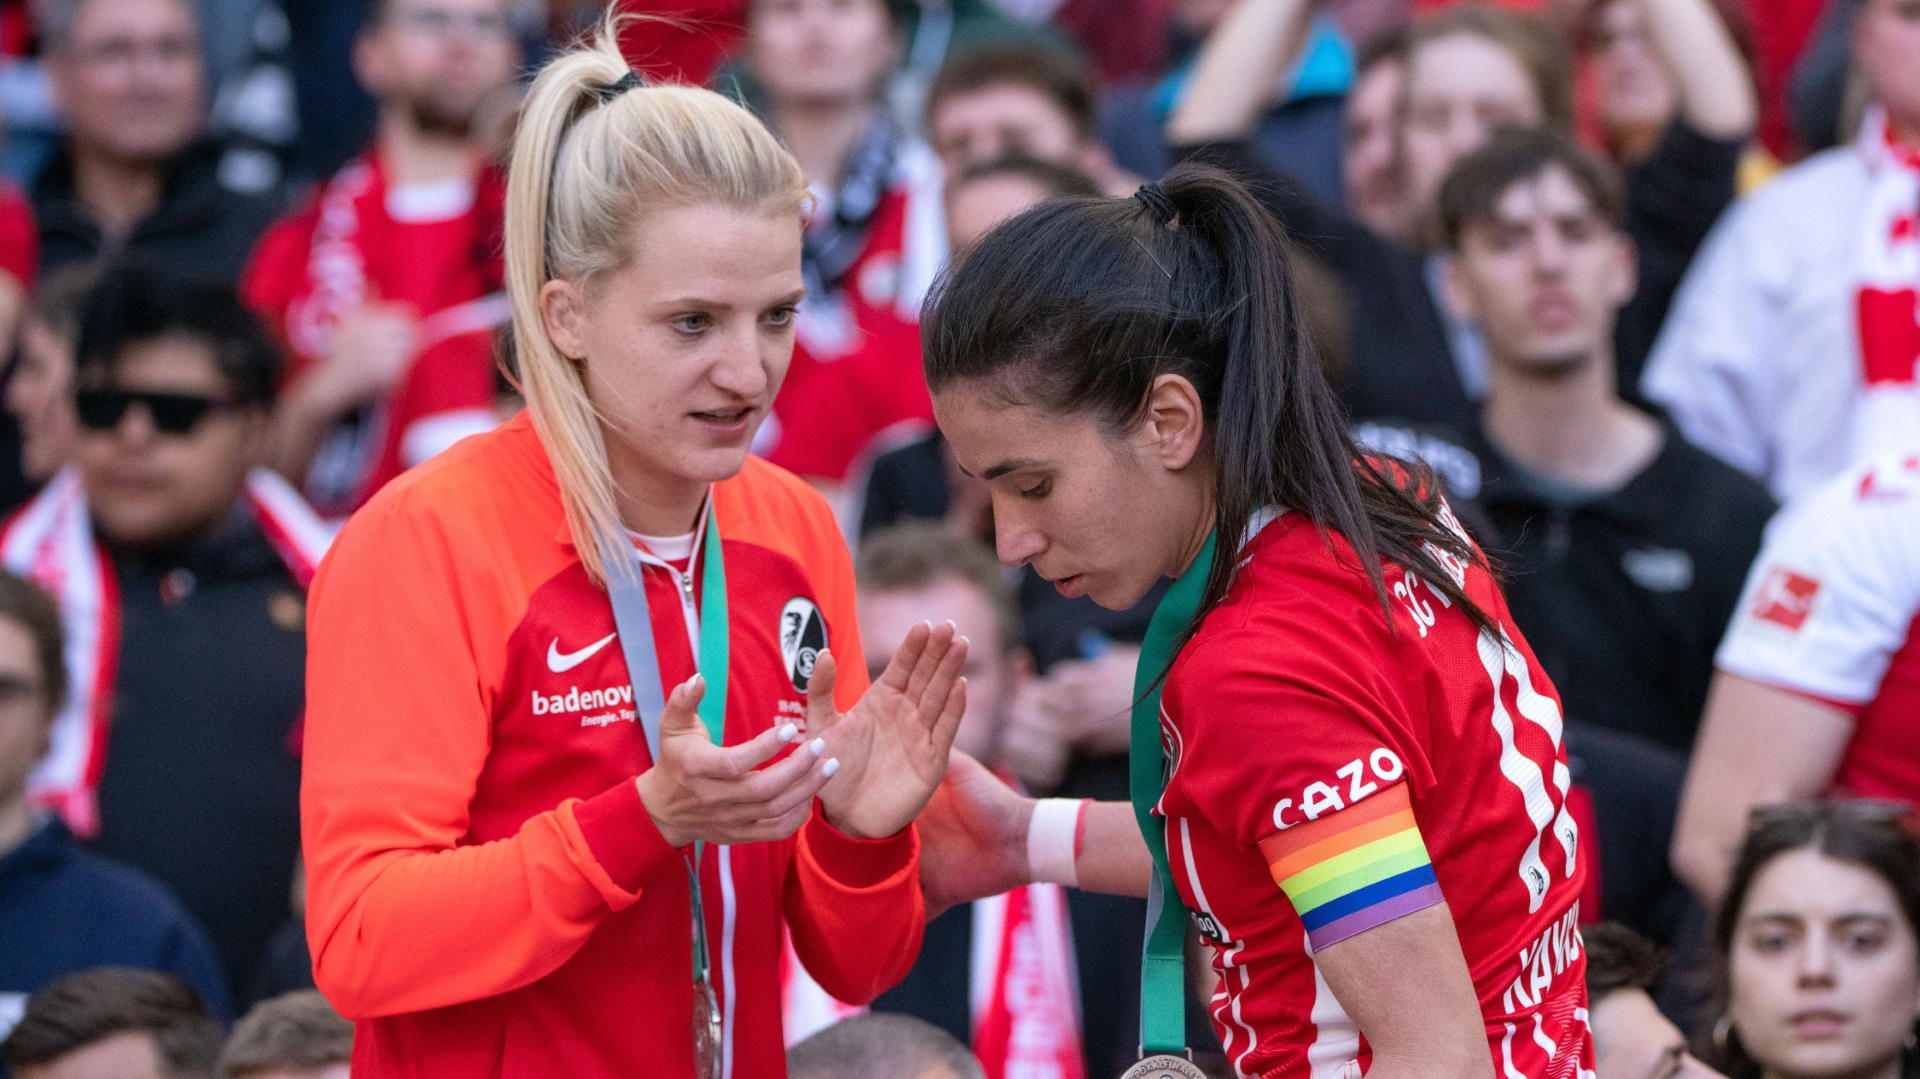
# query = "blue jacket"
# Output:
<box><xmin>0</xmin><ymin>816</ymin><xmax>231</xmax><ymax>1025</ymax></box>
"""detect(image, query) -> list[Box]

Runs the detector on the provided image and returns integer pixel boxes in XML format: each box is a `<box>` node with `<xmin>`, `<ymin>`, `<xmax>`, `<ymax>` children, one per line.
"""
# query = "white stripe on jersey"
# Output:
<box><xmin>1476</xmin><ymin>628</ymin><xmax>1559</xmax><ymax>914</ymax></box>
<box><xmin>1178</xmin><ymin>818</ymin><xmax>1261</xmax><ymax>1079</ymax></box>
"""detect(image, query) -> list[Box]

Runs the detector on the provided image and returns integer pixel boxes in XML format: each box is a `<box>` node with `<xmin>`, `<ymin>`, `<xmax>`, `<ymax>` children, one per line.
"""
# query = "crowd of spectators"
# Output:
<box><xmin>0</xmin><ymin>0</ymin><xmax>1916</xmax><ymax>1071</ymax></box>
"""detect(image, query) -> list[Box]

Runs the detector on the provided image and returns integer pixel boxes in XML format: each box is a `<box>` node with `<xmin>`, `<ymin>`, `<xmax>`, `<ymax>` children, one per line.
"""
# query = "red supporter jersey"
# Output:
<box><xmin>1158</xmin><ymin>507</ymin><xmax>1591</xmax><ymax>1079</ymax></box>
<box><xmin>0</xmin><ymin>181</ymin><xmax>37</xmax><ymax>290</ymax></box>
<box><xmin>1716</xmin><ymin>452</ymin><xmax>1920</xmax><ymax>801</ymax></box>
<box><xmin>762</xmin><ymin>316</ymin><xmax>933</xmax><ymax>484</ymax></box>
<box><xmin>242</xmin><ymin>153</ymin><xmax>505</xmax><ymax>516</ymax></box>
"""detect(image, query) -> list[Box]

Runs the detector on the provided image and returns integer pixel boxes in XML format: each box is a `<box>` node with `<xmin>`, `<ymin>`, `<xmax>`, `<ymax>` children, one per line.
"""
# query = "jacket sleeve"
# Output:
<box><xmin>1639</xmin><ymin>194</ymin><xmax>1784</xmax><ymax>485</ymax></box>
<box><xmin>301</xmin><ymin>491</ymin><xmax>681</xmax><ymax>1019</ymax></box>
<box><xmin>784</xmin><ymin>816</ymin><xmax>924</xmax><ymax>1003</ymax></box>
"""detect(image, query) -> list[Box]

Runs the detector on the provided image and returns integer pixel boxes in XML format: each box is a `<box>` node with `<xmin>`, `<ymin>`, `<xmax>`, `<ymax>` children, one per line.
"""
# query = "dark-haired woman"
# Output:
<box><xmin>920</xmin><ymin>165</ymin><xmax>1592</xmax><ymax>1078</ymax></box>
<box><xmin>1710</xmin><ymin>803</ymin><xmax>1920</xmax><ymax>1079</ymax></box>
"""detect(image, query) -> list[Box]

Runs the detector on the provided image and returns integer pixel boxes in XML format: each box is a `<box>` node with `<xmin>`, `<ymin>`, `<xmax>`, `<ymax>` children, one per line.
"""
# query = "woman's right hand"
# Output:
<box><xmin>634</xmin><ymin>674</ymin><xmax>836</xmax><ymax>848</ymax></box>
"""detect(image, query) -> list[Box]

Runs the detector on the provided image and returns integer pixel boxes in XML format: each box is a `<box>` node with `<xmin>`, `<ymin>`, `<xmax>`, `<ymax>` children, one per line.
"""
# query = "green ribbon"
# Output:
<box><xmin>1129</xmin><ymin>531</ymin><xmax>1217</xmax><ymax>1054</ymax></box>
<box><xmin>689</xmin><ymin>506</ymin><xmax>728</xmax><ymax>981</ymax></box>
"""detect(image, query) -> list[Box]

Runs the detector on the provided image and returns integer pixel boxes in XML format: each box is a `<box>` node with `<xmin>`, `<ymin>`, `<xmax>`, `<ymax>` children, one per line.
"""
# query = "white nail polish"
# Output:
<box><xmin>808</xmin><ymin>738</ymin><xmax>825</xmax><ymax>756</ymax></box>
<box><xmin>777</xmin><ymin>723</ymin><xmax>798</xmax><ymax>743</ymax></box>
<box><xmin>822</xmin><ymin>758</ymin><xmax>840</xmax><ymax>778</ymax></box>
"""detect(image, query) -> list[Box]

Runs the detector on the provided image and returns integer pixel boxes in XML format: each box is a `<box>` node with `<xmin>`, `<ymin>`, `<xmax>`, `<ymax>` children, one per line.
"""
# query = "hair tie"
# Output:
<box><xmin>593</xmin><ymin>70</ymin><xmax>644</xmax><ymax>104</ymax></box>
<box><xmin>1134</xmin><ymin>182</ymin><xmax>1177</xmax><ymax>225</ymax></box>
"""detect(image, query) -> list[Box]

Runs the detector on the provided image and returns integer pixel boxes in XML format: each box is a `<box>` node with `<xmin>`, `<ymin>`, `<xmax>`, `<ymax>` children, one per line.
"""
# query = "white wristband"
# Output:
<box><xmin>1027</xmin><ymin>798</ymin><xmax>1084</xmax><ymax>887</ymax></box>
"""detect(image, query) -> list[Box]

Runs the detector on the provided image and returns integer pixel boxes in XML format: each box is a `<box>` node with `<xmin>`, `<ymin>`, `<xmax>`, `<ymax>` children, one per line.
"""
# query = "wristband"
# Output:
<box><xmin>1028</xmin><ymin>798</ymin><xmax>1088</xmax><ymax>887</ymax></box>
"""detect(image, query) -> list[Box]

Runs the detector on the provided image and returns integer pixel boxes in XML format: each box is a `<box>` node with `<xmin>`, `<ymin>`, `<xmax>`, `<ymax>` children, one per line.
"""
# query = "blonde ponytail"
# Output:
<box><xmin>504</xmin><ymin>19</ymin><xmax>808</xmax><ymax>586</ymax></box>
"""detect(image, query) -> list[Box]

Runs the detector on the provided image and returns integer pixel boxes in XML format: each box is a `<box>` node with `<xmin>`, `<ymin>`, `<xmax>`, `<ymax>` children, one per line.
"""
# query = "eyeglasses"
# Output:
<box><xmin>388</xmin><ymin>7</ymin><xmax>517</xmax><ymax>40</ymax></box>
<box><xmin>75</xmin><ymin>389</ymin><xmax>235</xmax><ymax>436</ymax></box>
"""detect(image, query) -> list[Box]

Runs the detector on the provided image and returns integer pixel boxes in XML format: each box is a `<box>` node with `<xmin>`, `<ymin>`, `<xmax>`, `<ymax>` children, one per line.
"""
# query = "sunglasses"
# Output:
<box><xmin>1749</xmin><ymin>799</ymin><xmax>1918</xmax><ymax>830</ymax></box>
<box><xmin>75</xmin><ymin>389</ymin><xmax>235</xmax><ymax>436</ymax></box>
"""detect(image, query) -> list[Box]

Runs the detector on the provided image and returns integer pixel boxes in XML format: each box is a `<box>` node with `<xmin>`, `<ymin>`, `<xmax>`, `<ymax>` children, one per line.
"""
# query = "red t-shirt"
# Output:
<box><xmin>0</xmin><ymin>181</ymin><xmax>38</xmax><ymax>291</ymax></box>
<box><xmin>242</xmin><ymin>155</ymin><xmax>504</xmax><ymax>516</ymax></box>
<box><xmin>1158</xmin><ymin>507</ymin><xmax>1591</xmax><ymax>1079</ymax></box>
<box><xmin>762</xmin><ymin>317</ymin><xmax>933</xmax><ymax>484</ymax></box>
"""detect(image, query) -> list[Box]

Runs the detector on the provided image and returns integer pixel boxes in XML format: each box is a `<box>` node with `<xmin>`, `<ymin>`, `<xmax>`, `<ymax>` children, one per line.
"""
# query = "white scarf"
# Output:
<box><xmin>1853</xmin><ymin>107</ymin><xmax>1920</xmax><ymax>465</ymax></box>
<box><xmin>0</xmin><ymin>467</ymin><xmax>332</xmax><ymax>835</ymax></box>
<box><xmin>781</xmin><ymin>881</ymin><xmax>1085</xmax><ymax>1079</ymax></box>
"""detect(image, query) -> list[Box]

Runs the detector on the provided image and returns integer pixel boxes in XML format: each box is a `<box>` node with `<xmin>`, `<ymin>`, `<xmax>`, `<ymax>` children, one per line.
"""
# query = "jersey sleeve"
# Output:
<box><xmin>1716</xmin><ymin>454</ymin><xmax>1920</xmax><ymax>709</ymax></box>
<box><xmin>1640</xmin><ymin>192</ymin><xmax>1789</xmax><ymax>485</ymax></box>
<box><xmin>302</xmin><ymin>484</ymin><xmax>680</xmax><ymax>1019</ymax></box>
<box><xmin>1169</xmin><ymin>619</ymin><xmax>1442</xmax><ymax>950</ymax></box>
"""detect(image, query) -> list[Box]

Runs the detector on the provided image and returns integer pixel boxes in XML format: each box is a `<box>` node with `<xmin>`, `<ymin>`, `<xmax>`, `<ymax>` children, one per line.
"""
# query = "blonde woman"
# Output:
<box><xmin>298</xmin><ymin>24</ymin><xmax>969</xmax><ymax>1078</ymax></box>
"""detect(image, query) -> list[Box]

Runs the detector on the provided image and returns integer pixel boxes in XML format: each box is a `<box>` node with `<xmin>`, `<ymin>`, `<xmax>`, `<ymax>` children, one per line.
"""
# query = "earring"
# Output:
<box><xmin>1713</xmin><ymin>1014</ymin><xmax>1734</xmax><ymax>1053</ymax></box>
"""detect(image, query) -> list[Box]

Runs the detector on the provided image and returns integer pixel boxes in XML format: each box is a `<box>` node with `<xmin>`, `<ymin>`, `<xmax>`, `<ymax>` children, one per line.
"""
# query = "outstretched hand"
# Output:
<box><xmin>810</xmin><ymin>620</ymin><xmax>969</xmax><ymax>840</ymax></box>
<box><xmin>917</xmin><ymin>750</ymin><xmax>1036</xmax><ymax>919</ymax></box>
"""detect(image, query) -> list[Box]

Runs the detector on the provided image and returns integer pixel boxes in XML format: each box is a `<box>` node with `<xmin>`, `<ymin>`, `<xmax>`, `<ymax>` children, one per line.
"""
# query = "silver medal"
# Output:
<box><xmin>1119</xmin><ymin>1054</ymin><xmax>1209</xmax><ymax>1079</ymax></box>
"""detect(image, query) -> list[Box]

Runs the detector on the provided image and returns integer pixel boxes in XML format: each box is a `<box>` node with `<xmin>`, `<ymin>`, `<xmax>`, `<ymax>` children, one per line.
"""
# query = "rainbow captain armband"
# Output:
<box><xmin>1257</xmin><ymin>783</ymin><xmax>1444</xmax><ymax>951</ymax></box>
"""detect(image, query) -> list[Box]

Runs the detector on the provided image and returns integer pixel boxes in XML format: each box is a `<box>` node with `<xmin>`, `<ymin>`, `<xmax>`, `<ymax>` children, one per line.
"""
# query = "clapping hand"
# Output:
<box><xmin>809</xmin><ymin>620</ymin><xmax>969</xmax><ymax>840</ymax></box>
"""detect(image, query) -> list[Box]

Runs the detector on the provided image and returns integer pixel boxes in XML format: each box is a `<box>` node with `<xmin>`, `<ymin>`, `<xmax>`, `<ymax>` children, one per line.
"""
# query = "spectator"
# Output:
<box><xmin>31</xmin><ymin>0</ymin><xmax>280</xmax><ymax>278</ymax></box>
<box><xmin>1579</xmin><ymin>0</ymin><xmax>1757</xmax><ymax>169</ymax></box>
<box><xmin>846</xmin><ymin>523</ymin><xmax>1085</xmax><ymax>1077</ymax></box>
<box><xmin>1344</xmin><ymin>29</ymin><xmax>1413</xmax><ymax>242</ymax></box>
<box><xmin>781</xmin><ymin>156</ymin><xmax>1099</xmax><ymax>527</ymax></box>
<box><xmin>787</xmin><ymin>1014</ymin><xmax>985</xmax><ymax>1079</ymax></box>
<box><xmin>1584</xmin><ymin>922</ymin><xmax>1723</xmax><ymax>1079</ymax></box>
<box><xmin>7</xmin><ymin>265</ymin><xmax>95</xmax><ymax>485</ymax></box>
<box><xmin>242</xmin><ymin>0</ymin><xmax>517</xmax><ymax>517</ymax></box>
<box><xmin>1671</xmin><ymin>453</ymin><xmax>1920</xmax><ymax>909</ymax></box>
<box><xmin>923</xmin><ymin>45</ymin><xmax>1141</xmax><ymax>197</ymax></box>
<box><xmin>1415</xmin><ymin>128</ymin><xmax>1774</xmax><ymax>752</ymax></box>
<box><xmin>1705</xmin><ymin>802</ymin><xmax>1920</xmax><ymax>1079</ymax></box>
<box><xmin>1170</xmin><ymin>0</ymin><xmax>1754</xmax><ymax>422</ymax></box>
<box><xmin>0</xmin><ymin>968</ymin><xmax>222</xmax><ymax>1079</ymax></box>
<box><xmin>746</xmin><ymin>0</ymin><xmax>944</xmax><ymax>489</ymax></box>
<box><xmin>216</xmin><ymin>991</ymin><xmax>350</xmax><ymax>1079</ymax></box>
<box><xmin>0</xmin><ymin>262</ymin><xmax>330</xmax><ymax>1003</ymax></box>
<box><xmin>1642</xmin><ymin>0</ymin><xmax>1920</xmax><ymax>503</ymax></box>
<box><xmin>0</xmin><ymin>570</ymin><xmax>229</xmax><ymax>1028</ymax></box>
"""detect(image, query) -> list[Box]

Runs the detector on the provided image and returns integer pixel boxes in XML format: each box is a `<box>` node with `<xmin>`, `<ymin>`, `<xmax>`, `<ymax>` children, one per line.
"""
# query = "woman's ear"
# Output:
<box><xmin>540</xmin><ymin>279</ymin><xmax>588</xmax><ymax>362</ymax></box>
<box><xmin>1142</xmin><ymin>373</ymin><xmax>1206</xmax><ymax>472</ymax></box>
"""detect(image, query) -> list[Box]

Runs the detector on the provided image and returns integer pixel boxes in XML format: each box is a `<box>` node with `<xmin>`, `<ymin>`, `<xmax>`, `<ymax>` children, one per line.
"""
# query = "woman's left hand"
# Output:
<box><xmin>808</xmin><ymin>620</ymin><xmax>969</xmax><ymax>840</ymax></box>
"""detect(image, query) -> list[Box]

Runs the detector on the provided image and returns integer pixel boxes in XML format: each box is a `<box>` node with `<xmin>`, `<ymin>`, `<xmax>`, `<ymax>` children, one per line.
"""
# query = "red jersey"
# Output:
<box><xmin>243</xmin><ymin>152</ymin><xmax>506</xmax><ymax>516</ymax></box>
<box><xmin>761</xmin><ymin>316</ymin><xmax>933</xmax><ymax>484</ymax></box>
<box><xmin>1157</xmin><ymin>508</ymin><xmax>1591</xmax><ymax>1079</ymax></box>
<box><xmin>1715</xmin><ymin>452</ymin><xmax>1920</xmax><ymax>800</ymax></box>
<box><xmin>302</xmin><ymin>414</ymin><xmax>924</xmax><ymax>1077</ymax></box>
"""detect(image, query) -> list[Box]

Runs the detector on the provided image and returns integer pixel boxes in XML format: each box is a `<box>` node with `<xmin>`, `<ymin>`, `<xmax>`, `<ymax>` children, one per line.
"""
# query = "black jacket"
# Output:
<box><xmin>90</xmin><ymin>504</ymin><xmax>307</xmax><ymax>1000</ymax></box>
<box><xmin>31</xmin><ymin>140</ymin><xmax>282</xmax><ymax>281</ymax></box>
<box><xmin>1441</xmin><ymin>414</ymin><xmax>1775</xmax><ymax>751</ymax></box>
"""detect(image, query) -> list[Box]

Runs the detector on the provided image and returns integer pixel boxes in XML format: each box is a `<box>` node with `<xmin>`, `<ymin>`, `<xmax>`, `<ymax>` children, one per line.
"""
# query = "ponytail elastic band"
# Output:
<box><xmin>1134</xmin><ymin>183</ymin><xmax>1177</xmax><ymax>225</ymax></box>
<box><xmin>593</xmin><ymin>70</ymin><xmax>644</xmax><ymax>104</ymax></box>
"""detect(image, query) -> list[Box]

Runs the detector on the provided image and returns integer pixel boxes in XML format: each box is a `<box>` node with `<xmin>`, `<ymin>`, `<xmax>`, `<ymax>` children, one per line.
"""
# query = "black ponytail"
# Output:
<box><xmin>921</xmin><ymin>162</ymin><xmax>1494</xmax><ymax>642</ymax></box>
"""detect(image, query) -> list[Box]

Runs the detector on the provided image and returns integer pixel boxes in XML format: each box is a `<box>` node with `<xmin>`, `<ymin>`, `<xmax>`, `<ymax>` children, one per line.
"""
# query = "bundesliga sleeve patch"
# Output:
<box><xmin>1257</xmin><ymin>783</ymin><xmax>1443</xmax><ymax>951</ymax></box>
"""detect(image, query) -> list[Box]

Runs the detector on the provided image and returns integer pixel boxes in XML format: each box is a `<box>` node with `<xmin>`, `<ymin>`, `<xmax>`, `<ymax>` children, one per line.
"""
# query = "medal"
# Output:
<box><xmin>1119</xmin><ymin>1054</ymin><xmax>1209</xmax><ymax>1079</ymax></box>
<box><xmin>692</xmin><ymin>972</ymin><xmax>722</xmax><ymax>1079</ymax></box>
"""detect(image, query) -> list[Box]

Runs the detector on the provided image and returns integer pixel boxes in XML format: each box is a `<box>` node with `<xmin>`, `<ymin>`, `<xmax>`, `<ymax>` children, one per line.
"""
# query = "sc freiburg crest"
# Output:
<box><xmin>780</xmin><ymin>597</ymin><xmax>827</xmax><ymax>692</ymax></box>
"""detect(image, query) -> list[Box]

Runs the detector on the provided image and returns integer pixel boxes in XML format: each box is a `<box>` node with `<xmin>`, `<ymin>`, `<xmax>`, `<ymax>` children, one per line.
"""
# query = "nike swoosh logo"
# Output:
<box><xmin>548</xmin><ymin>633</ymin><xmax>617</xmax><ymax>673</ymax></box>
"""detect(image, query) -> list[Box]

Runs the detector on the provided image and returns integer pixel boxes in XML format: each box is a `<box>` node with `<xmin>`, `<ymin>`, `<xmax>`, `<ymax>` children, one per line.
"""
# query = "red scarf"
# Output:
<box><xmin>1854</xmin><ymin>108</ymin><xmax>1920</xmax><ymax>463</ymax></box>
<box><xmin>0</xmin><ymin>467</ymin><xmax>331</xmax><ymax>835</ymax></box>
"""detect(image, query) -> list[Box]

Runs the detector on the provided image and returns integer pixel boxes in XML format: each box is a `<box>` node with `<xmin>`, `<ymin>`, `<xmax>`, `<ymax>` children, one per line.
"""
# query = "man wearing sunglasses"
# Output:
<box><xmin>0</xmin><ymin>260</ymin><xmax>331</xmax><ymax>1008</ymax></box>
<box><xmin>243</xmin><ymin>0</ymin><xmax>521</xmax><ymax>518</ymax></box>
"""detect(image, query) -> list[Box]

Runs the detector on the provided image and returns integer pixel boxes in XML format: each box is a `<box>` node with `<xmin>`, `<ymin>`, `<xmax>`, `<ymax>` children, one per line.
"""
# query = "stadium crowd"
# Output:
<box><xmin>0</xmin><ymin>0</ymin><xmax>1913</xmax><ymax>1070</ymax></box>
